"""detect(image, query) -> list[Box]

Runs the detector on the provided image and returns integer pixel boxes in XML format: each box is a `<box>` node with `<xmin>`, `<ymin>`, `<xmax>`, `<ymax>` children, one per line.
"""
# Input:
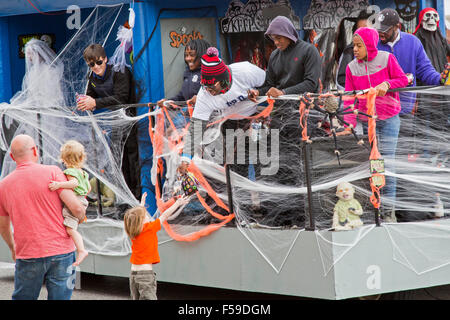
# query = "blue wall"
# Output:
<box><xmin>6</xmin><ymin>12</ymin><xmax>68</xmax><ymax>95</ymax></box>
<box><xmin>1</xmin><ymin>7</ymin><xmax>130</xmax><ymax>100</ymax></box>
<box><xmin>0</xmin><ymin>18</ymin><xmax>12</xmax><ymax>102</ymax></box>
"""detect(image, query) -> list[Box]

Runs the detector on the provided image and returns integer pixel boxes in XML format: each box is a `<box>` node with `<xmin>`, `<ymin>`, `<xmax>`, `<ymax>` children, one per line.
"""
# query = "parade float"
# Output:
<box><xmin>0</xmin><ymin>0</ymin><xmax>449</xmax><ymax>299</ymax></box>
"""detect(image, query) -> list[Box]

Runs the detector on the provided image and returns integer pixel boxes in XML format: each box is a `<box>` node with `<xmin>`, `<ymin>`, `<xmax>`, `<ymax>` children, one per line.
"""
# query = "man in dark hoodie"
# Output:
<box><xmin>248</xmin><ymin>16</ymin><xmax>321</xmax><ymax>226</ymax></box>
<box><xmin>249</xmin><ymin>16</ymin><xmax>321</xmax><ymax>99</ymax></box>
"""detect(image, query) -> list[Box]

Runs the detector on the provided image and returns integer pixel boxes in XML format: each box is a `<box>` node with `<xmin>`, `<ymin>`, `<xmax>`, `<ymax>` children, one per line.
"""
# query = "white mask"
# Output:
<box><xmin>422</xmin><ymin>11</ymin><xmax>439</xmax><ymax>32</ymax></box>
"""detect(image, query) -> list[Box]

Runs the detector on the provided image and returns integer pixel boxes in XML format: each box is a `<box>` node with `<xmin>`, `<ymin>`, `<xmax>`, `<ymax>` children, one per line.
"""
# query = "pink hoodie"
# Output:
<box><xmin>343</xmin><ymin>27</ymin><xmax>408</xmax><ymax>127</ymax></box>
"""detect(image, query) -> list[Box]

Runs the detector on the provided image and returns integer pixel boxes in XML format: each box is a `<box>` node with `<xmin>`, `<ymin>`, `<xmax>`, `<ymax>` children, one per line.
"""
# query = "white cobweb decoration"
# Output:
<box><xmin>2</xmin><ymin>4</ymin><xmax>450</xmax><ymax>278</ymax></box>
<box><xmin>0</xmin><ymin>4</ymin><xmax>154</xmax><ymax>256</ymax></box>
<box><xmin>150</xmin><ymin>84</ymin><xmax>450</xmax><ymax>275</ymax></box>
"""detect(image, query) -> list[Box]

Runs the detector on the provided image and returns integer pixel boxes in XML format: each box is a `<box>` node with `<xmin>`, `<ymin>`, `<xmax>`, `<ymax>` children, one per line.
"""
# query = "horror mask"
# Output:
<box><xmin>394</xmin><ymin>0</ymin><xmax>418</xmax><ymax>22</ymax></box>
<box><xmin>422</xmin><ymin>10</ymin><xmax>439</xmax><ymax>32</ymax></box>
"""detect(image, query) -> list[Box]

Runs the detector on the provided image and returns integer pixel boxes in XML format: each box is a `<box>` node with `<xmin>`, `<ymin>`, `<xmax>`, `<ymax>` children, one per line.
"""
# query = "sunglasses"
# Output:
<box><xmin>87</xmin><ymin>60</ymin><xmax>104</xmax><ymax>68</ymax></box>
<box><xmin>378</xmin><ymin>26</ymin><xmax>394</xmax><ymax>38</ymax></box>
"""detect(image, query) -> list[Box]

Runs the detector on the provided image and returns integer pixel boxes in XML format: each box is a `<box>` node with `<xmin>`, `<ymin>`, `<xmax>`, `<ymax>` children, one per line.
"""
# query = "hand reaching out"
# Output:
<box><xmin>157</xmin><ymin>99</ymin><xmax>174</xmax><ymax>108</ymax></box>
<box><xmin>187</xmin><ymin>95</ymin><xmax>197</xmax><ymax>106</ymax></box>
<box><xmin>140</xmin><ymin>192</ymin><xmax>148</xmax><ymax>207</ymax></box>
<box><xmin>175</xmin><ymin>195</ymin><xmax>191</xmax><ymax>207</ymax></box>
<box><xmin>266</xmin><ymin>87</ymin><xmax>284</xmax><ymax>98</ymax></box>
<box><xmin>335</xmin><ymin>128</ymin><xmax>352</xmax><ymax>136</ymax></box>
<box><xmin>247</xmin><ymin>89</ymin><xmax>259</xmax><ymax>102</ymax></box>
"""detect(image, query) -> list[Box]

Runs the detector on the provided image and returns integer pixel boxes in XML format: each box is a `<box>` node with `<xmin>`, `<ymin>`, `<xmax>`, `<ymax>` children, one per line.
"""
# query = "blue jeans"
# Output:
<box><xmin>13</xmin><ymin>251</ymin><xmax>76</xmax><ymax>300</ymax></box>
<box><xmin>363</xmin><ymin>115</ymin><xmax>400</xmax><ymax>210</ymax></box>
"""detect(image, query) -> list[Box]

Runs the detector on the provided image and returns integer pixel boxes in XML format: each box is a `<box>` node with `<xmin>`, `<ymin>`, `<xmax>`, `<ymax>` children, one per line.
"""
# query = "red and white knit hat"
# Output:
<box><xmin>200</xmin><ymin>47</ymin><xmax>231</xmax><ymax>86</ymax></box>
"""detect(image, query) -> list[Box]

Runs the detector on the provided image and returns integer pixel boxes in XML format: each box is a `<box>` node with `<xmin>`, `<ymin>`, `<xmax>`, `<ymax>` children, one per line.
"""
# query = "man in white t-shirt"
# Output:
<box><xmin>178</xmin><ymin>47</ymin><xmax>266</xmax><ymax>176</ymax></box>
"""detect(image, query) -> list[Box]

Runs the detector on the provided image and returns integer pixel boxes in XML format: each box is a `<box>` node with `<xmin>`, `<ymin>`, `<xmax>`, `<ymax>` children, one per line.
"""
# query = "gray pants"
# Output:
<box><xmin>129</xmin><ymin>270</ymin><xmax>157</xmax><ymax>300</ymax></box>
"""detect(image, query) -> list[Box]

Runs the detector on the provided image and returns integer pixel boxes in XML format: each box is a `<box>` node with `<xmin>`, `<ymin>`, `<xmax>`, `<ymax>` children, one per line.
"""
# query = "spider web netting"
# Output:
<box><xmin>153</xmin><ymin>84</ymin><xmax>450</xmax><ymax>274</ymax></box>
<box><xmin>2</xmin><ymin>4</ymin><xmax>450</xmax><ymax>278</ymax></box>
<box><xmin>0</xmin><ymin>4</ymin><xmax>152</xmax><ymax>256</ymax></box>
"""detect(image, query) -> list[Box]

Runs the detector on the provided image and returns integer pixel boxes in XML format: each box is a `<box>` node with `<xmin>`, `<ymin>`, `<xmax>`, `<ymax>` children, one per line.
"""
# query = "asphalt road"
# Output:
<box><xmin>2</xmin><ymin>261</ymin><xmax>450</xmax><ymax>300</ymax></box>
<box><xmin>0</xmin><ymin>262</ymin><xmax>299</xmax><ymax>300</ymax></box>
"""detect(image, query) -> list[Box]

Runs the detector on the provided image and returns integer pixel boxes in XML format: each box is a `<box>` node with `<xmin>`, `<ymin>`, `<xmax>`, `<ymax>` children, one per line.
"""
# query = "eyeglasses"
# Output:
<box><xmin>202</xmin><ymin>83</ymin><xmax>222</xmax><ymax>95</ymax></box>
<box><xmin>378</xmin><ymin>26</ymin><xmax>394</xmax><ymax>38</ymax></box>
<box><xmin>87</xmin><ymin>60</ymin><xmax>104</xmax><ymax>68</ymax></box>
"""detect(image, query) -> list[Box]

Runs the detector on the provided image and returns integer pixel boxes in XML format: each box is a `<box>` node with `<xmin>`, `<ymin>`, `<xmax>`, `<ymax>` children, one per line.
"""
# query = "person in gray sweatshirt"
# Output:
<box><xmin>249</xmin><ymin>16</ymin><xmax>321</xmax><ymax>99</ymax></box>
<box><xmin>247</xmin><ymin>16</ymin><xmax>322</xmax><ymax>227</ymax></box>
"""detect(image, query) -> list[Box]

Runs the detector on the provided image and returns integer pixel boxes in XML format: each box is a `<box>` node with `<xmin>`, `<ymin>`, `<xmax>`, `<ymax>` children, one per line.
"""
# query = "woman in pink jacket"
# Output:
<box><xmin>343</xmin><ymin>27</ymin><xmax>408</xmax><ymax>221</ymax></box>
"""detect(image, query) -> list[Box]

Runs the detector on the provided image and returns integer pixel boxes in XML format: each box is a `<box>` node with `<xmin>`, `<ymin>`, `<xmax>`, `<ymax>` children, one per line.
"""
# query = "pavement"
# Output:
<box><xmin>2</xmin><ymin>261</ymin><xmax>450</xmax><ymax>300</ymax></box>
<box><xmin>0</xmin><ymin>262</ymin><xmax>297</xmax><ymax>300</ymax></box>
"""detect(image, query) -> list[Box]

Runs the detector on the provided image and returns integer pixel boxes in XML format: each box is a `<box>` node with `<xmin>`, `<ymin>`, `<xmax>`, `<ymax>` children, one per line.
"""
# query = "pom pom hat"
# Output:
<box><xmin>200</xmin><ymin>47</ymin><xmax>231</xmax><ymax>87</ymax></box>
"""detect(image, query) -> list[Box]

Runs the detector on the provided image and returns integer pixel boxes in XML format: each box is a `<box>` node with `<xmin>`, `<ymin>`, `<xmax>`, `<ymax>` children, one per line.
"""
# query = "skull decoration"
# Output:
<box><xmin>422</xmin><ymin>10</ymin><xmax>439</xmax><ymax>32</ymax></box>
<box><xmin>394</xmin><ymin>0</ymin><xmax>418</xmax><ymax>22</ymax></box>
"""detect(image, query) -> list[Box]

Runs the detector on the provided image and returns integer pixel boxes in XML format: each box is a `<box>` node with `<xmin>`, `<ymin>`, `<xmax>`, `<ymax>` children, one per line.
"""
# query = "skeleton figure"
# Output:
<box><xmin>414</xmin><ymin>8</ymin><xmax>450</xmax><ymax>73</ymax></box>
<box><xmin>421</xmin><ymin>10</ymin><xmax>439</xmax><ymax>32</ymax></box>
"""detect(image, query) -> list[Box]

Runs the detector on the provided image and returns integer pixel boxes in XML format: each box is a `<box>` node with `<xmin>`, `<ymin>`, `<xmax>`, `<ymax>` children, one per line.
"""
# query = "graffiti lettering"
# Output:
<box><xmin>169</xmin><ymin>30</ymin><xmax>204</xmax><ymax>48</ymax></box>
<box><xmin>66</xmin><ymin>5</ymin><xmax>81</xmax><ymax>30</ymax></box>
<box><xmin>366</xmin><ymin>5</ymin><xmax>381</xmax><ymax>29</ymax></box>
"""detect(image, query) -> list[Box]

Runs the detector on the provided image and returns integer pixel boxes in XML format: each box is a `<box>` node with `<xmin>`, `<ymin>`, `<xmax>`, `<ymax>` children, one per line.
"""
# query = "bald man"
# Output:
<box><xmin>0</xmin><ymin>134</ymin><xmax>86</xmax><ymax>300</ymax></box>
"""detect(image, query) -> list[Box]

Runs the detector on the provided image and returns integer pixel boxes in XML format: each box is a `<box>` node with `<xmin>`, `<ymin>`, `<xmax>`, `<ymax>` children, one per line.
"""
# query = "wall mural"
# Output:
<box><xmin>302</xmin><ymin>0</ymin><xmax>370</xmax><ymax>91</ymax></box>
<box><xmin>220</xmin><ymin>0</ymin><xmax>300</xmax><ymax>34</ymax></box>
<box><xmin>394</xmin><ymin>0</ymin><xmax>418</xmax><ymax>34</ymax></box>
<box><xmin>303</xmin><ymin>0</ymin><xmax>369</xmax><ymax>30</ymax></box>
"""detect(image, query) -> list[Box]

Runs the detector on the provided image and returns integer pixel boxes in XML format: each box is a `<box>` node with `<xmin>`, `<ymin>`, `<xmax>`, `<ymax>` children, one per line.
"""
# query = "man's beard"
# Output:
<box><xmin>380</xmin><ymin>30</ymin><xmax>397</xmax><ymax>44</ymax></box>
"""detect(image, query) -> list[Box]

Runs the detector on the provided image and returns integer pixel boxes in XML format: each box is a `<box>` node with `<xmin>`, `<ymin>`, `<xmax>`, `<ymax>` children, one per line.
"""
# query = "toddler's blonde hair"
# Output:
<box><xmin>60</xmin><ymin>140</ymin><xmax>86</xmax><ymax>168</ymax></box>
<box><xmin>124</xmin><ymin>206</ymin><xmax>147</xmax><ymax>239</ymax></box>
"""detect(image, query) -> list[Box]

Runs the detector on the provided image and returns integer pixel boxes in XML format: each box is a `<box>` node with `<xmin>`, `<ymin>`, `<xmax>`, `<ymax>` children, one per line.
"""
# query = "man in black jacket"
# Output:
<box><xmin>77</xmin><ymin>44</ymin><xmax>140</xmax><ymax>200</ymax></box>
<box><xmin>78</xmin><ymin>44</ymin><xmax>135</xmax><ymax>113</ymax></box>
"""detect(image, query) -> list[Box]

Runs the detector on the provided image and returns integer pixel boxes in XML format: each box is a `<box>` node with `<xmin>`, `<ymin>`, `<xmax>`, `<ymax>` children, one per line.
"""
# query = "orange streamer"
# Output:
<box><xmin>148</xmin><ymin>102</ymin><xmax>235</xmax><ymax>242</ymax></box>
<box><xmin>366</xmin><ymin>88</ymin><xmax>385</xmax><ymax>209</ymax></box>
<box><xmin>299</xmin><ymin>99</ymin><xmax>310</xmax><ymax>142</ymax></box>
<box><xmin>162</xmin><ymin>213</ymin><xmax>234</xmax><ymax>242</ymax></box>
